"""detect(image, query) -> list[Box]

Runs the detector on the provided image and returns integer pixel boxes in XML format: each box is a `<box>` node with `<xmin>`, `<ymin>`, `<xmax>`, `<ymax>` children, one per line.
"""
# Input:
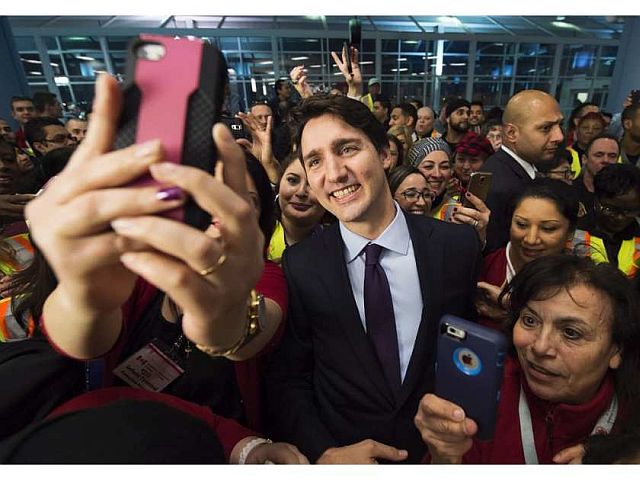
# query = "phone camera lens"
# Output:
<box><xmin>135</xmin><ymin>43</ymin><xmax>166</xmax><ymax>62</ymax></box>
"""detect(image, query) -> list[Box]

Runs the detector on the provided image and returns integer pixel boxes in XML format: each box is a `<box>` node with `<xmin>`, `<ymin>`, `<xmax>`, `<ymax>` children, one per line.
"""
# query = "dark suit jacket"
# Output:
<box><xmin>482</xmin><ymin>148</ymin><xmax>534</xmax><ymax>253</ymax></box>
<box><xmin>265</xmin><ymin>212</ymin><xmax>481</xmax><ymax>463</ymax></box>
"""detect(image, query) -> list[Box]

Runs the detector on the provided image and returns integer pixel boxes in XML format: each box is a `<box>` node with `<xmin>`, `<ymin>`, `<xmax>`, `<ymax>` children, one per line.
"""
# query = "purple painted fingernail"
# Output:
<box><xmin>156</xmin><ymin>186</ymin><xmax>184</xmax><ymax>201</ymax></box>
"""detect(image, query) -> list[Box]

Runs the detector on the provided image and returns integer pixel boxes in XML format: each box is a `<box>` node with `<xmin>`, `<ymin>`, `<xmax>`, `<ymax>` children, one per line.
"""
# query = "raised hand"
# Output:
<box><xmin>330</xmin><ymin>46</ymin><xmax>362</xmax><ymax>98</ymax></box>
<box><xmin>290</xmin><ymin>65</ymin><xmax>313</xmax><ymax>99</ymax></box>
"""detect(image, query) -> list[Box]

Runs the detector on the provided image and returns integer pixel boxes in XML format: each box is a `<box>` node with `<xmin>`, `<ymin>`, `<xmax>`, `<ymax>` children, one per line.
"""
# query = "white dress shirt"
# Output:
<box><xmin>339</xmin><ymin>203</ymin><xmax>423</xmax><ymax>382</ymax></box>
<box><xmin>501</xmin><ymin>145</ymin><xmax>538</xmax><ymax>180</ymax></box>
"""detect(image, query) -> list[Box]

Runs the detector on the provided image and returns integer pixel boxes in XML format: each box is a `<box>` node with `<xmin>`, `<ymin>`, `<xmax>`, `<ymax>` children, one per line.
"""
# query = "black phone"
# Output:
<box><xmin>349</xmin><ymin>18</ymin><xmax>362</xmax><ymax>47</ymax></box>
<box><xmin>113</xmin><ymin>34</ymin><xmax>228</xmax><ymax>231</ymax></box>
<box><xmin>462</xmin><ymin>172</ymin><xmax>493</xmax><ymax>209</ymax></box>
<box><xmin>435</xmin><ymin>315</ymin><xmax>507</xmax><ymax>441</ymax></box>
<box><xmin>220</xmin><ymin>116</ymin><xmax>249</xmax><ymax>141</ymax></box>
<box><xmin>342</xmin><ymin>41</ymin><xmax>352</xmax><ymax>77</ymax></box>
<box><xmin>631</xmin><ymin>89</ymin><xmax>640</xmax><ymax>105</ymax></box>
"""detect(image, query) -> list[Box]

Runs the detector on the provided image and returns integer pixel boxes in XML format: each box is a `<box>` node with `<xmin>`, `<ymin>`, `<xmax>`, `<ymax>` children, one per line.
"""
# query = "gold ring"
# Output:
<box><xmin>198</xmin><ymin>253</ymin><xmax>227</xmax><ymax>276</ymax></box>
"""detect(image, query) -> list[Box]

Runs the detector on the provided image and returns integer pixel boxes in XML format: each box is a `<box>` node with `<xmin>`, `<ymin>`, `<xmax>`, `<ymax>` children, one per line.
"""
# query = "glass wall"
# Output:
<box><xmin>13</xmin><ymin>33</ymin><xmax>618</xmax><ymax>117</ymax></box>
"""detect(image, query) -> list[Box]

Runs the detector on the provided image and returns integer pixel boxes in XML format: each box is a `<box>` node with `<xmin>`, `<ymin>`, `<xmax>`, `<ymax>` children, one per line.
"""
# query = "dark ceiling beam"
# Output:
<box><xmin>41</xmin><ymin>17</ymin><xmax>62</xmax><ymax>27</ymax></box>
<box><xmin>409</xmin><ymin>16</ymin><xmax>426</xmax><ymax>33</ymax></box>
<box><xmin>486</xmin><ymin>16</ymin><xmax>515</xmax><ymax>36</ymax></box>
<box><xmin>159</xmin><ymin>16</ymin><xmax>173</xmax><ymax>28</ymax></box>
<box><xmin>521</xmin><ymin>16</ymin><xmax>557</xmax><ymax>37</ymax></box>
<box><xmin>101</xmin><ymin>16</ymin><xmax>118</xmax><ymax>28</ymax></box>
<box><xmin>217</xmin><ymin>16</ymin><xmax>226</xmax><ymax>29</ymax></box>
<box><xmin>367</xmin><ymin>16</ymin><xmax>378</xmax><ymax>32</ymax></box>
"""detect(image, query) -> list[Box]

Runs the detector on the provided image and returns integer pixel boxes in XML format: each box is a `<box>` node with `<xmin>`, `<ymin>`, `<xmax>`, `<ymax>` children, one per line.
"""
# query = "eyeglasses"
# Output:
<box><xmin>45</xmin><ymin>134</ymin><xmax>73</xmax><ymax>144</ymax></box>
<box><xmin>595</xmin><ymin>198</ymin><xmax>640</xmax><ymax>218</ymax></box>
<box><xmin>400</xmin><ymin>189</ymin><xmax>434</xmax><ymax>202</ymax></box>
<box><xmin>545</xmin><ymin>168</ymin><xmax>575</xmax><ymax>180</ymax></box>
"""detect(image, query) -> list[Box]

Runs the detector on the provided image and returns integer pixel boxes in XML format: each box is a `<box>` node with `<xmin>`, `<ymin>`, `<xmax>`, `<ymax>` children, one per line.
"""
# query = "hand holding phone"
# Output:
<box><xmin>434</xmin><ymin>315</ymin><xmax>507</xmax><ymax>441</ymax></box>
<box><xmin>462</xmin><ymin>172</ymin><xmax>492</xmax><ymax>208</ymax></box>
<box><xmin>114</xmin><ymin>35</ymin><xmax>227</xmax><ymax>230</ymax></box>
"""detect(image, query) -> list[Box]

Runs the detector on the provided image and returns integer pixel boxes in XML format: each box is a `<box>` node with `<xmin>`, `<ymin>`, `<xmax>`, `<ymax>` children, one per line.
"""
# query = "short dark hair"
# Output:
<box><xmin>594</xmin><ymin>163</ymin><xmax>640</xmax><ymax>201</ymax></box>
<box><xmin>470</xmin><ymin>100</ymin><xmax>484</xmax><ymax>110</ymax></box>
<box><xmin>32</xmin><ymin>92</ymin><xmax>58</xmax><ymax>113</ymax></box>
<box><xmin>291</xmin><ymin>94</ymin><xmax>388</xmax><ymax>160</ymax></box>
<box><xmin>387</xmin><ymin>165</ymin><xmax>427</xmax><ymax>196</ymax></box>
<box><xmin>275</xmin><ymin>79</ymin><xmax>289</xmax><ymax>92</ymax></box>
<box><xmin>372</xmin><ymin>94</ymin><xmax>391</xmax><ymax>113</ymax></box>
<box><xmin>40</xmin><ymin>146</ymin><xmax>74</xmax><ymax>181</ymax></box>
<box><xmin>482</xmin><ymin>118</ymin><xmax>502</xmax><ymax>136</ymax></box>
<box><xmin>24</xmin><ymin>117</ymin><xmax>64</xmax><ymax>147</ymax></box>
<box><xmin>485</xmin><ymin>107</ymin><xmax>504</xmax><ymax>123</ymax></box>
<box><xmin>512</xmin><ymin>178</ymin><xmax>579</xmax><ymax>231</ymax></box>
<box><xmin>502</xmin><ymin>255</ymin><xmax>640</xmax><ymax>408</ymax></box>
<box><xmin>393</xmin><ymin>103</ymin><xmax>418</xmax><ymax>126</ymax></box>
<box><xmin>622</xmin><ymin>104</ymin><xmax>640</xmax><ymax>126</ymax></box>
<box><xmin>10</xmin><ymin>96</ymin><xmax>33</xmax><ymax>110</ymax></box>
<box><xmin>0</xmin><ymin>138</ymin><xmax>15</xmax><ymax>156</ymax></box>
<box><xmin>585</xmin><ymin>133</ymin><xmax>620</xmax><ymax>157</ymax></box>
<box><xmin>577</xmin><ymin>111</ymin><xmax>606</xmax><ymax>127</ymax></box>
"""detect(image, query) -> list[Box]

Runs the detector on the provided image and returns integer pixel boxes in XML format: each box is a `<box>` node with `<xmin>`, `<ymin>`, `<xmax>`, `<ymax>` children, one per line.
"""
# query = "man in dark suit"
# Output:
<box><xmin>265</xmin><ymin>95</ymin><xmax>482</xmax><ymax>463</ymax></box>
<box><xmin>483</xmin><ymin>90</ymin><xmax>564</xmax><ymax>252</ymax></box>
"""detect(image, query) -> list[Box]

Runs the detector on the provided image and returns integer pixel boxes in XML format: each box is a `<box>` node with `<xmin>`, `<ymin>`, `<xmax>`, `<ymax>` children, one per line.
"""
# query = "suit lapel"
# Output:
<box><xmin>500</xmin><ymin>149</ymin><xmax>532</xmax><ymax>181</ymax></box>
<box><xmin>398</xmin><ymin>215</ymin><xmax>442</xmax><ymax>406</ymax></box>
<box><xmin>321</xmin><ymin>225</ymin><xmax>396</xmax><ymax>406</ymax></box>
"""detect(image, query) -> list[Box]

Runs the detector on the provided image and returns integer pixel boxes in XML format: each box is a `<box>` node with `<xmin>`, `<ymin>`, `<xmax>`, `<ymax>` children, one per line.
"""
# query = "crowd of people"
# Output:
<box><xmin>0</xmin><ymin>43</ymin><xmax>639</xmax><ymax>465</ymax></box>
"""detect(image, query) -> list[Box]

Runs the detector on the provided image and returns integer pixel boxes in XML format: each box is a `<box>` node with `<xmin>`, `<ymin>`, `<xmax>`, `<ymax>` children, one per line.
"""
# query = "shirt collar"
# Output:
<box><xmin>501</xmin><ymin>145</ymin><xmax>537</xmax><ymax>180</ymax></box>
<box><xmin>340</xmin><ymin>202</ymin><xmax>411</xmax><ymax>263</ymax></box>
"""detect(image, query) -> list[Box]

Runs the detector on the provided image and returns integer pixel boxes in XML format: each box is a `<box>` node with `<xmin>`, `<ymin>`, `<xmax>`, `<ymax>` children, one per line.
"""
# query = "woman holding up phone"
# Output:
<box><xmin>406</xmin><ymin>137</ymin><xmax>491</xmax><ymax>245</ymax></box>
<box><xmin>415</xmin><ymin>254</ymin><xmax>640</xmax><ymax>464</ymax></box>
<box><xmin>22</xmin><ymin>74</ymin><xmax>307</xmax><ymax>464</ymax></box>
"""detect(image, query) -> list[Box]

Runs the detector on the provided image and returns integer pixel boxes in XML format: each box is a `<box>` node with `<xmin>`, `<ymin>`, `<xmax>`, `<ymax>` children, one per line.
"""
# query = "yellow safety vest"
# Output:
<box><xmin>0</xmin><ymin>233</ymin><xmax>34</xmax><ymax>277</ymax></box>
<box><xmin>431</xmin><ymin>198</ymin><xmax>460</xmax><ymax>222</ymax></box>
<box><xmin>267</xmin><ymin>221</ymin><xmax>286</xmax><ymax>265</ymax></box>
<box><xmin>571</xmin><ymin>229</ymin><xmax>640</xmax><ymax>278</ymax></box>
<box><xmin>361</xmin><ymin>94</ymin><xmax>374</xmax><ymax>112</ymax></box>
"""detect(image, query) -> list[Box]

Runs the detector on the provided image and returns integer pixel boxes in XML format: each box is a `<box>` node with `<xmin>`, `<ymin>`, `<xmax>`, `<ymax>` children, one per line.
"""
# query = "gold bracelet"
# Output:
<box><xmin>195</xmin><ymin>289</ymin><xmax>263</xmax><ymax>357</ymax></box>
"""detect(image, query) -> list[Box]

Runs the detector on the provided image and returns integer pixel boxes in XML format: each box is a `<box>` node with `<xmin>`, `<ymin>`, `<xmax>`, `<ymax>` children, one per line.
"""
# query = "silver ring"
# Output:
<box><xmin>472</xmin><ymin>219</ymin><xmax>479</xmax><ymax>228</ymax></box>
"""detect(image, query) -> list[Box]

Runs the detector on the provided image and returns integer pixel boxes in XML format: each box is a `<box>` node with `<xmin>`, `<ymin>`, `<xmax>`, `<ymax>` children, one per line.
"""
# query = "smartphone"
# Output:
<box><xmin>220</xmin><ymin>116</ymin><xmax>249</xmax><ymax>141</ymax></box>
<box><xmin>349</xmin><ymin>18</ymin><xmax>362</xmax><ymax>47</ymax></box>
<box><xmin>631</xmin><ymin>89</ymin><xmax>640</xmax><ymax>105</ymax></box>
<box><xmin>113</xmin><ymin>34</ymin><xmax>228</xmax><ymax>230</ymax></box>
<box><xmin>435</xmin><ymin>315</ymin><xmax>507</xmax><ymax>441</ymax></box>
<box><xmin>462</xmin><ymin>172</ymin><xmax>493</xmax><ymax>208</ymax></box>
<box><xmin>342</xmin><ymin>41</ymin><xmax>352</xmax><ymax>77</ymax></box>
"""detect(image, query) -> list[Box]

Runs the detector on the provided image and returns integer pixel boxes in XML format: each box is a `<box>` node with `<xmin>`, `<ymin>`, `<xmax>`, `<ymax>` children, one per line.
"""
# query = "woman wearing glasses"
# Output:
<box><xmin>388</xmin><ymin>165</ymin><xmax>433</xmax><ymax>216</ymax></box>
<box><xmin>572</xmin><ymin>163</ymin><xmax>640</xmax><ymax>278</ymax></box>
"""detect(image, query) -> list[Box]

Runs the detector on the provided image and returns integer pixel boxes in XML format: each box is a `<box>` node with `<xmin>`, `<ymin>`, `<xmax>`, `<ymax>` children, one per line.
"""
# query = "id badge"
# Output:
<box><xmin>113</xmin><ymin>340</ymin><xmax>184</xmax><ymax>392</ymax></box>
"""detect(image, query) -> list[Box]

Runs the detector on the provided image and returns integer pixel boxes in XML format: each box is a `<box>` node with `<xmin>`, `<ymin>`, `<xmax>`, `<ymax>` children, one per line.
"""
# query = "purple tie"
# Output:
<box><xmin>364</xmin><ymin>243</ymin><xmax>401</xmax><ymax>393</ymax></box>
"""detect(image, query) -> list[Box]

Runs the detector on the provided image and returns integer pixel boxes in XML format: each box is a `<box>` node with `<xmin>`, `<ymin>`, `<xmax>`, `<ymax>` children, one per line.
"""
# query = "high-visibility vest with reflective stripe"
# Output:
<box><xmin>0</xmin><ymin>233</ymin><xmax>34</xmax><ymax>276</ymax></box>
<box><xmin>361</xmin><ymin>94</ymin><xmax>374</xmax><ymax>112</ymax></box>
<box><xmin>0</xmin><ymin>296</ymin><xmax>34</xmax><ymax>342</ymax></box>
<box><xmin>571</xmin><ymin>229</ymin><xmax>640</xmax><ymax>278</ymax></box>
<box><xmin>432</xmin><ymin>199</ymin><xmax>460</xmax><ymax>222</ymax></box>
<box><xmin>568</xmin><ymin>147</ymin><xmax>582</xmax><ymax>179</ymax></box>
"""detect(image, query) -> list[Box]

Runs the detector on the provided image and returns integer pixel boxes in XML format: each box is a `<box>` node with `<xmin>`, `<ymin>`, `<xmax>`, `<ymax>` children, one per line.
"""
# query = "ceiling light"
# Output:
<box><xmin>359</xmin><ymin>61</ymin><xmax>374</xmax><ymax>65</ymax></box>
<box><xmin>50</xmin><ymin>62</ymin><xmax>59</xmax><ymax>67</ymax></box>
<box><xmin>258</xmin><ymin>60</ymin><xmax>273</xmax><ymax>65</ymax></box>
<box><xmin>427</xmin><ymin>55</ymin><xmax>438</xmax><ymax>60</ymax></box>
<box><xmin>403</xmin><ymin>40</ymin><xmax>419</xmax><ymax>44</ymax></box>
<box><xmin>291</xmin><ymin>56</ymin><xmax>309</xmax><ymax>61</ymax></box>
<box><xmin>250</xmin><ymin>78</ymin><xmax>257</xmax><ymax>93</ymax></box>
<box><xmin>29</xmin><ymin>71</ymin><xmax>42</xmax><ymax>75</ymax></box>
<box><xmin>450</xmin><ymin>63</ymin><xmax>466</xmax><ymax>67</ymax></box>
<box><xmin>75</xmin><ymin>55</ymin><xmax>95</xmax><ymax>61</ymax></box>
<box><xmin>398</xmin><ymin>57</ymin><xmax>407</xmax><ymax>61</ymax></box>
<box><xmin>391</xmin><ymin>68</ymin><xmax>408</xmax><ymax>72</ymax></box>
<box><xmin>556</xmin><ymin>16</ymin><xmax>565</xmax><ymax>21</ymax></box>
<box><xmin>54</xmin><ymin>76</ymin><xmax>70</xmax><ymax>86</ymax></box>
<box><xmin>227</xmin><ymin>68</ymin><xmax>236</xmax><ymax>75</ymax></box>
<box><xmin>21</xmin><ymin>58</ymin><xmax>41</xmax><ymax>64</ymax></box>
<box><xmin>552</xmin><ymin>21</ymin><xmax>580</xmax><ymax>30</ymax></box>
<box><xmin>309</xmin><ymin>64</ymin><xmax>325</xmax><ymax>68</ymax></box>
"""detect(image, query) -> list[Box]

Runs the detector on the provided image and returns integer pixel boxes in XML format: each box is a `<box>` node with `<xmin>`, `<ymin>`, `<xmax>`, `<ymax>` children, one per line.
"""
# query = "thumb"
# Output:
<box><xmin>370</xmin><ymin>441</ymin><xmax>409</xmax><ymax>462</ymax></box>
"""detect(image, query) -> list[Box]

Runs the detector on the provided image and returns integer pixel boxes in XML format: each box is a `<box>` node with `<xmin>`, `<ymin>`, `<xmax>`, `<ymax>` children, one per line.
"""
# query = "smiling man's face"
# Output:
<box><xmin>301</xmin><ymin>113</ymin><xmax>392</xmax><ymax>231</ymax></box>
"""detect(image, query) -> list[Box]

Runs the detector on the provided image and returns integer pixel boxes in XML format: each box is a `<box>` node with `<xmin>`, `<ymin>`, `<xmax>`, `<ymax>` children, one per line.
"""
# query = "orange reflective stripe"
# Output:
<box><xmin>9</xmin><ymin>234</ymin><xmax>34</xmax><ymax>255</ymax></box>
<box><xmin>0</xmin><ymin>298</ymin><xmax>10</xmax><ymax>341</ymax></box>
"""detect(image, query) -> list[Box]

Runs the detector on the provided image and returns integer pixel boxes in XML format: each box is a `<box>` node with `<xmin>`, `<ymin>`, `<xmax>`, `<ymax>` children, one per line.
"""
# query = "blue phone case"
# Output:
<box><xmin>435</xmin><ymin>315</ymin><xmax>507</xmax><ymax>440</ymax></box>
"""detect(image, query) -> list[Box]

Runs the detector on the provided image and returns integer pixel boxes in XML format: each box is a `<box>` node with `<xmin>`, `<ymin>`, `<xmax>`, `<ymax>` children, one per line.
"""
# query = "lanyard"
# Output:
<box><xmin>518</xmin><ymin>384</ymin><xmax>618</xmax><ymax>464</ymax></box>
